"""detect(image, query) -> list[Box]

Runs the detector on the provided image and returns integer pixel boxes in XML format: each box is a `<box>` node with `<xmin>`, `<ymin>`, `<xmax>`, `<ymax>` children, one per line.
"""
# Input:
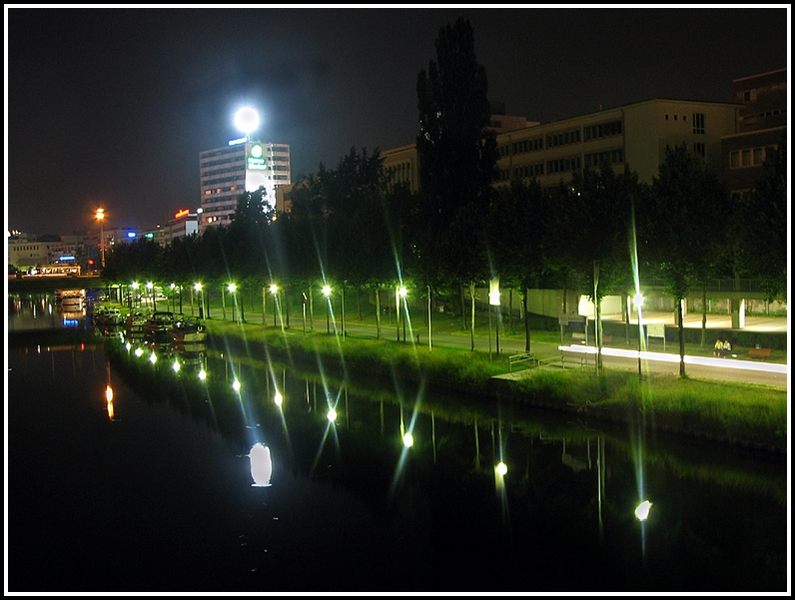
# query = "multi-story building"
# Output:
<box><xmin>382</xmin><ymin>97</ymin><xmax>740</xmax><ymax>192</ymax></box>
<box><xmin>199</xmin><ymin>140</ymin><xmax>291</xmax><ymax>232</ymax></box>
<box><xmin>720</xmin><ymin>68</ymin><xmax>786</xmax><ymax>199</ymax></box>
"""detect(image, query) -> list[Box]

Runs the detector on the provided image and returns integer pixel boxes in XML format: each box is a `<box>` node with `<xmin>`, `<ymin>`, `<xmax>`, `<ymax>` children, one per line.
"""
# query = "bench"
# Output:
<box><xmin>748</xmin><ymin>347</ymin><xmax>772</xmax><ymax>359</ymax></box>
<box><xmin>571</xmin><ymin>332</ymin><xmax>586</xmax><ymax>344</ymax></box>
<box><xmin>509</xmin><ymin>352</ymin><xmax>538</xmax><ymax>372</ymax></box>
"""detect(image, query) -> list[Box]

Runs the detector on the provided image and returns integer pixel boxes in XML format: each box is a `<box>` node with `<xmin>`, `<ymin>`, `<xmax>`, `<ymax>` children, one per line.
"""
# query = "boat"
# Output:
<box><xmin>171</xmin><ymin>315</ymin><xmax>207</xmax><ymax>344</ymax></box>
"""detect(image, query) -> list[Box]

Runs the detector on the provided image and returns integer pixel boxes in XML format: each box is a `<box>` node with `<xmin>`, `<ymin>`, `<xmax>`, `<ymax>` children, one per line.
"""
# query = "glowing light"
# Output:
<box><xmin>95</xmin><ymin>208</ymin><xmax>105</xmax><ymax>221</ymax></box>
<box><xmin>227</xmin><ymin>283</ymin><xmax>237</xmax><ymax>293</ymax></box>
<box><xmin>248</xmin><ymin>443</ymin><xmax>273</xmax><ymax>487</ymax></box>
<box><xmin>274</xmin><ymin>391</ymin><xmax>283</xmax><ymax>407</ymax></box>
<box><xmin>634</xmin><ymin>293</ymin><xmax>645</xmax><ymax>307</ymax></box>
<box><xmin>125</xmin><ymin>342</ymin><xmax>132</xmax><ymax>351</ymax></box>
<box><xmin>558</xmin><ymin>344</ymin><xmax>787</xmax><ymax>374</ymax></box>
<box><xmin>105</xmin><ymin>385</ymin><xmax>114</xmax><ymax>403</ymax></box>
<box><xmin>193</xmin><ymin>282</ymin><xmax>202</xmax><ymax>292</ymax></box>
<box><xmin>635</xmin><ymin>500</ymin><xmax>653</xmax><ymax>521</ymax></box>
<box><xmin>149</xmin><ymin>352</ymin><xmax>157</xmax><ymax>364</ymax></box>
<box><xmin>146</xmin><ymin>281</ymin><xmax>153</xmax><ymax>290</ymax></box>
<box><xmin>234</xmin><ymin>107</ymin><xmax>260</xmax><ymax>135</ymax></box>
<box><xmin>269</xmin><ymin>284</ymin><xmax>279</xmax><ymax>295</ymax></box>
<box><xmin>402</xmin><ymin>432</ymin><xmax>414</xmax><ymax>448</ymax></box>
<box><xmin>321</xmin><ymin>285</ymin><xmax>332</xmax><ymax>297</ymax></box>
<box><xmin>134</xmin><ymin>347</ymin><xmax>144</xmax><ymax>357</ymax></box>
<box><xmin>232</xmin><ymin>378</ymin><xmax>241</xmax><ymax>392</ymax></box>
<box><xmin>172</xmin><ymin>360</ymin><xmax>181</xmax><ymax>373</ymax></box>
<box><xmin>496</xmin><ymin>462</ymin><xmax>508</xmax><ymax>476</ymax></box>
<box><xmin>327</xmin><ymin>408</ymin><xmax>337</xmax><ymax>422</ymax></box>
<box><xmin>127</xmin><ymin>231</ymin><xmax>137</xmax><ymax>238</ymax></box>
<box><xmin>169</xmin><ymin>283</ymin><xmax>176</xmax><ymax>290</ymax></box>
<box><xmin>131</xmin><ymin>281</ymin><xmax>140</xmax><ymax>290</ymax></box>
<box><xmin>398</xmin><ymin>286</ymin><xmax>408</xmax><ymax>298</ymax></box>
<box><xmin>489</xmin><ymin>278</ymin><xmax>501</xmax><ymax>306</ymax></box>
<box><xmin>198</xmin><ymin>368</ymin><xmax>207</xmax><ymax>381</ymax></box>
<box><xmin>174</xmin><ymin>209</ymin><xmax>189</xmax><ymax>219</ymax></box>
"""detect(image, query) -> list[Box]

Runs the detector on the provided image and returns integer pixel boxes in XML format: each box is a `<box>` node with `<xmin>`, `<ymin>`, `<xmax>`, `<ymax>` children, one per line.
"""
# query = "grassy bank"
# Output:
<box><xmin>202</xmin><ymin>319</ymin><xmax>787</xmax><ymax>452</ymax></box>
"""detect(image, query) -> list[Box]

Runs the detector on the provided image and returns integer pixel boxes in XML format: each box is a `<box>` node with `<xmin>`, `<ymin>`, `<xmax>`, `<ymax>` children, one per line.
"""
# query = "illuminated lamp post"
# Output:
<box><xmin>228</xmin><ymin>282</ymin><xmax>238</xmax><ymax>323</ymax></box>
<box><xmin>269</xmin><ymin>283</ymin><xmax>279</xmax><ymax>327</ymax></box>
<box><xmin>194</xmin><ymin>282</ymin><xmax>204</xmax><ymax>319</ymax></box>
<box><xmin>95</xmin><ymin>208</ymin><xmax>106</xmax><ymax>269</ymax></box>
<box><xmin>397</xmin><ymin>285</ymin><xmax>408</xmax><ymax>342</ymax></box>
<box><xmin>322</xmin><ymin>285</ymin><xmax>332</xmax><ymax>334</ymax></box>
<box><xmin>489</xmin><ymin>278</ymin><xmax>501</xmax><ymax>359</ymax></box>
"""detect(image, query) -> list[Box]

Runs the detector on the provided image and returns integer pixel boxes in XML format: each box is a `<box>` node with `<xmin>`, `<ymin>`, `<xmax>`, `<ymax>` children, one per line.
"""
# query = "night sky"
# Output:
<box><xmin>7</xmin><ymin>7</ymin><xmax>788</xmax><ymax>235</ymax></box>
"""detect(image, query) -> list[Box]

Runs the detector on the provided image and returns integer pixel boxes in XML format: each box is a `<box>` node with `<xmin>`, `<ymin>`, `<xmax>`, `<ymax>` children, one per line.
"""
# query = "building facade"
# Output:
<box><xmin>720</xmin><ymin>68</ymin><xmax>786</xmax><ymax>199</ymax></box>
<box><xmin>199</xmin><ymin>140</ymin><xmax>291</xmax><ymax>232</ymax></box>
<box><xmin>382</xmin><ymin>98</ymin><xmax>740</xmax><ymax>192</ymax></box>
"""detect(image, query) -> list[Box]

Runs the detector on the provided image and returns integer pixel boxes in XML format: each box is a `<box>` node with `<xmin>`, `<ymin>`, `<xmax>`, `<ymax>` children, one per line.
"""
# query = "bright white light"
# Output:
<box><xmin>558</xmin><ymin>344</ymin><xmax>787</xmax><ymax>374</ymax></box>
<box><xmin>248</xmin><ymin>443</ymin><xmax>273</xmax><ymax>487</ymax></box>
<box><xmin>232</xmin><ymin>379</ymin><xmax>241</xmax><ymax>392</ymax></box>
<box><xmin>321</xmin><ymin>285</ymin><xmax>332</xmax><ymax>297</ymax></box>
<box><xmin>125</xmin><ymin>342</ymin><xmax>132</xmax><ymax>351</ymax></box>
<box><xmin>489</xmin><ymin>290</ymin><xmax>501</xmax><ymax>306</ymax></box>
<box><xmin>634</xmin><ymin>293</ymin><xmax>645</xmax><ymax>307</ymax></box>
<box><xmin>169</xmin><ymin>283</ymin><xmax>176</xmax><ymax>290</ymax></box>
<box><xmin>496</xmin><ymin>462</ymin><xmax>508</xmax><ymax>476</ymax></box>
<box><xmin>269</xmin><ymin>284</ymin><xmax>278</xmax><ymax>295</ymax></box>
<box><xmin>327</xmin><ymin>408</ymin><xmax>337</xmax><ymax>422</ymax></box>
<box><xmin>635</xmin><ymin>500</ymin><xmax>653</xmax><ymax>521</ymax></box>
<box><xmin>131</xmin><ymin>281</ymin><xmax>139</xmax><ymax>289</ymax></box>
<box><xmin>146</xmin><ymin>281</ymin><xmax>153</xmax><ymax>290</ymax></box>
<box><xmin>402</xmin><ymin>432</ymin><xmax>414</xmax><ymax>448</ymax></box>
<box><xmin>227</xmin><ymin>283</ymin><xmax>237</xmax><ymax>293</ymax></box>
<box><xmin>105</xmin><ymin>385</ymin><xmax>114</xmax><ymax>403</ymax></box>
<box><xmin>398</xmin><ymin>286</ymin><xmax>408</xmax><ymax>298</ymax></box>
<box><xmin>134</xmin><ymin>347</ymin><xmax>144</xmax><ymax>357</ymax></box>
<box><xmin>193</xmin><ymin>282</ymin><xmax>202</xmax><ymax>292</ymax></box>
<box><xmin>149</xmin><ymin>352</ymin><xmax>157</xmax><ymax>365</ymax></box>
<box><xmin>198</xmin><ymin>368</ymin><xmax>207</xmax><ymax>381</ymax></box>
<box><xmin>234</xmin><ymin>107</ymin><xmax>260</xmax><ymax>135</ymax></box>
<box><xmin>274</xmin><ymin>391</ymin><xmax>283</xmax><ymax>407</ymax></box>
<box><xmin>172</xmin><ymin>360</ymin><xmax>181</xmax><ymax>373</ymax></box>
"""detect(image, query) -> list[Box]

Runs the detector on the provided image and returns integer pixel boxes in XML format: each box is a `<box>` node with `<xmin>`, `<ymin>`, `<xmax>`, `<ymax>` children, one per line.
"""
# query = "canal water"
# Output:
<box><xmin>7</xmin><ymin>294</ymin><xmax>788</xmax><ymax>592</ymax></box>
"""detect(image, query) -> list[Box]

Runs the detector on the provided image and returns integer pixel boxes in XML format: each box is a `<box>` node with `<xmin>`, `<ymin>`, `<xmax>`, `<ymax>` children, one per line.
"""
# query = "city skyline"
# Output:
<box><xmin>7</xmin><ymin>6</ymin><xmax>789</xmax><ymax>234</ymax></box>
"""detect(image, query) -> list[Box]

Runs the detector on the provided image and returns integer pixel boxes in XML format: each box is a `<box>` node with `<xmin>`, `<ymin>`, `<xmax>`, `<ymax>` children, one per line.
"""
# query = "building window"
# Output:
<box><xmin>693</xmin><ymin>143</ymin><xmax>706</xmax><ymax>158</ymax></box>
<box><xmin>753</xmin><ymin>147</ymin><xmax>764</xmax><ymax>164</ymax></box>
<box><xmin>741</xmin><ymin>149</ymin><xmax>751</xmax><ymax>167</ymax></box>
<box><xmin>692</xmin><ymin>112</ymin><xmax>705</xmax><ymax>134</ymax></box>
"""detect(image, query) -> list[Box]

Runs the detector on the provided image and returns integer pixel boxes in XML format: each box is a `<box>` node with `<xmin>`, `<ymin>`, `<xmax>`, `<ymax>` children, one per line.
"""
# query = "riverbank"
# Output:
<box><xmin>202</xmin><ymin>319</ymin><xmax>787</xmax><ymax>453</ymax></box>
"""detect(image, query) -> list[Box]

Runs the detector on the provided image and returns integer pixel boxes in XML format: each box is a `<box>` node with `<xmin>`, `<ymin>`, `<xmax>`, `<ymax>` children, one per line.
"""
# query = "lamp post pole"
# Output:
<box><xmin>95</xmin><ymin>208</ymin><xmax>106</xmax><ymax>269</ymax></box>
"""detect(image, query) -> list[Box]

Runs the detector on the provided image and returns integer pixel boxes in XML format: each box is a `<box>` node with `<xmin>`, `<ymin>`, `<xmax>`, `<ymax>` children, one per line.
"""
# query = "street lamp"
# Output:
<box><xmin>194</xmin><ymin>282</ymin><xmax>204</xmax><ymax>319</ymax></box>
<box><xmin>269</xmin><ymin>283</ymin><xmax>279</xmax><ymax>327</ymax></box>
<box><xmin>228</xmin><ymin>282</ymin><xmax>238</xmax><ymax>323</ymax></box>
<box><xmin>95</xmin><ymin>208</ymin><xmax>106</xmax><ymax>269</ymax></box>
<box><xmin>634</xmin><ymin>292</ymin><xmax>645</xmax><ymax>380</ymax></box>
<box><xmin>234</xmin><ymin>106</ymin><xmax>260</xmax><ymax>139</ymax></box>
<box><xmin>322</xmin><ymin>284</ymin><xmax>332</xmax><ymax>334</ymax></box>
<box><xmin>489</xmin><ymin>278</ymin><xmax>501</xmax><ymax>358</ymax></box>
<box><xmin>146</xmin><ymin>281</ymin><xmax>156</xmax><ymax>310</ymax></box>
<box><xmin>398</xmin><ymin>286</ymin><xmax>408</xmax><ymax>342</ymax></box>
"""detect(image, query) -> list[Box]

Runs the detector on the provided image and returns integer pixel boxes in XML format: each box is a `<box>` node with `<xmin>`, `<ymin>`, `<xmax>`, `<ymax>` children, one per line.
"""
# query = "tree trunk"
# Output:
<box><xmin>700</xmin><ymin>283</ymin><xmax>707</xmax><ymax>349</ymax></box>
<box><xmin>677</xmin><ymin>296</ymin><xmax>686</xmax><ymax>377</ymax></box>
<box><xmin>593</xmin><ymin>260</ymin><xmax>601</xmax><ymax>374</ymax></box>
<box><xmin>469</xmin><ymin>282</ymin><xmax>476</xmax><ymax>352</ymax></box>
<box><xmin>460</xmin><ymin>286</ymin><xmax>467</xmax><ymax>331</ymax></box>
<box><xmin>508</xmin><ymin>288</ymin><xmax>513</xmax><ymax>335</ymax></box>
<box><xmin>522</xmin><ymin>287</ymin><xmax>530</xmax><ymax>352</ymax></box>
<box><xmin>375</xmin><ymin>288</ymin><xmax>381</xmax><ymax>340</ymax></box>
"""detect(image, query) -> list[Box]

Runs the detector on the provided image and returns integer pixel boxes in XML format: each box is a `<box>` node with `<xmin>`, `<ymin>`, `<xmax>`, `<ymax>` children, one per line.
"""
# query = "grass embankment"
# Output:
<box><xmin>203</xmin><ymin>319</ymin><xmax>787</xmax><ymax>452</ymax></box>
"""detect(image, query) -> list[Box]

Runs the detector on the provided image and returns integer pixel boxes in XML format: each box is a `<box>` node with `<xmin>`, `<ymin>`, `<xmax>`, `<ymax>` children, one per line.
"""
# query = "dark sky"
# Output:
<box><xmin>7</xmin><ymin>7</ymin><xmax>788</xmax><ymax>234</ymax></box>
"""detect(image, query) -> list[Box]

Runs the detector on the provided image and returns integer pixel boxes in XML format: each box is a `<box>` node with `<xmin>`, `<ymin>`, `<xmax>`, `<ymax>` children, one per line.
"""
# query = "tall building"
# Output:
<box><xmin>199</xmin><ymin>140</ymin><xmax>291</xmax><ymax>233</ymax></box>
<box><xmin>720</xmin><ymin>68</ymin><xmax>786</xmax><ymax>199</ymax></box>
<box><xmin>382</xmin><ymin>98</ymin><xmax>740</xmax><ymax>192</ymax></box>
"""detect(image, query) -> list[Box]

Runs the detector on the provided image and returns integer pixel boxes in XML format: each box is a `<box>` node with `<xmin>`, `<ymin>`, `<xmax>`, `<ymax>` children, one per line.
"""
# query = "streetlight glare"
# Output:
<box><xmin>274</xmin><ymin>391</ymin><xmax>283</xmax><ymax>407</ymax></box>
<box><xmin>398</xmin><ymin>286</ymin><xmax>408</xmax><ymax>298</ymax></box>
<box><xmin>327</xmin><ymin>408</ymin><xmax>337</xmax><ymax>422</ymax></box>
<box><xmin>227</xmin><ymin>283</ymin><xmax>237</xmax><ymax>293</ymax></box>
<box><xmin>634</xmin><ymin>293</ymin><xmax>645</xmax><ymax>307</ymax></box>
<box><xmin>234</xmin><ymin>107</ymin><xmax>260</xmax><ymax>135</ymax></box>
<box><xmin>322</xmin><ymin>285</ymin><xmax>332</xmax><ymax>297</ymax></box>
<box><xmin>402</xmin><ymin>432</ymin><xmax>414</xmax><ymax>448</ymax></box>
<box><xmin>193</xmin><ymin>282</ymin><xmax>202</xmax><ymax>291</ymax></box>
<box><xmin>496</xmin><ymin>461</ymin><xmax>508</xmax><ymax>476</ymax></box>
<box><xmin>269</xmin><ymin>284</ymin><xmax>279</xmax><ymax>295</ymax></box>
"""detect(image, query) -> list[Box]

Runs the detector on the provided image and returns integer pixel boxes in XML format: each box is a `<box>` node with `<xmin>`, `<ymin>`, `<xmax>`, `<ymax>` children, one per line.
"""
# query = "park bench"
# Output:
<box><xmin>747</xmin><ymin>347</ymin><xmax>772</xmax><ymax>359</ymax></box>
<box><xmin>509</xmin><ymin>352</ymin><xmax>538</xmax><ymax>372</ymax></box>
<box><xmin>571</xmin><ymin>332</ymin><xmax>586</xmax><ymax>344</ymax></box>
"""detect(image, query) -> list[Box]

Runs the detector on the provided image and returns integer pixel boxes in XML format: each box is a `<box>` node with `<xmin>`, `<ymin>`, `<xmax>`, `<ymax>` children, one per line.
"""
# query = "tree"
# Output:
<box><xmin>734</xmin><ymin>145</ymin><xmax>787</xmax><ymax>303</ymax></box>
<box><xmin>415</xmin><ymin>18</ymin><xmax>497</xmax><ymax>348</ymax></box>
<box><xmin>645</xmin><ymin>145</ymin><xmax>729</xmax><ymax>377</ymax></box>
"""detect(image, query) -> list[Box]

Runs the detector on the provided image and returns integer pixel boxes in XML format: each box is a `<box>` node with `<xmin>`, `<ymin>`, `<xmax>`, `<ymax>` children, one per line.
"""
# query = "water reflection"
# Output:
<box><xmin>97</xmin><ymin>339</ymin><xmax>786</xmax><ymax>590</ymax></box>
<box><xmin>248</xmin><ymin>443</ymin><xmax>273</xmax><ymax>487</ymax></box>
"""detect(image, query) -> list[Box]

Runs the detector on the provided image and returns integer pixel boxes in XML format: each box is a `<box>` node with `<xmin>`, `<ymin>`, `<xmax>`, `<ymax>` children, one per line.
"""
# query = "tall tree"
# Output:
<box><xmin>415</xmin><ymin>18</ymin><xmax>497</xmax><ymax>347</ymax></box>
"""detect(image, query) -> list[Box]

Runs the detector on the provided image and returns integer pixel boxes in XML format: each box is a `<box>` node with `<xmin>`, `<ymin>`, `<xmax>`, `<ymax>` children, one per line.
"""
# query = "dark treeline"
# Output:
<box><xmin>103</xmin><ymin>19</ymin><xmax>786</xmax><ymax>377</ymax></box>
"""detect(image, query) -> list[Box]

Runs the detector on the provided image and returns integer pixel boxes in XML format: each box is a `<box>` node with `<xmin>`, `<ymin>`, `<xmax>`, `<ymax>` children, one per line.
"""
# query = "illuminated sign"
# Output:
<box><xmin>145</xmin><ymin>233</ymin><xmax>154</xmax><ymax>239</ymax></box>
<box><xmin>228</xmin><ymin>136</ymin><xmax>248</xmax><ymax>146</ymax></box>
<box><xmin>174</xmin><ymin>209</ymin><xmax>189</xmax><ymax>219</ymax></box>
<box><xmin>59</xmin><ymin>255</ymin><xmax>76</xmax><ymax>261</ymax></box>
<box><xmin>247</xmin><ymin>144</ymin><xmax>267</xmax><ymax>169</ymax></box>
<box><xmin>127</xmin><ymin>231</ymin><xmax>137</xmax><ymax>238</ymax></box>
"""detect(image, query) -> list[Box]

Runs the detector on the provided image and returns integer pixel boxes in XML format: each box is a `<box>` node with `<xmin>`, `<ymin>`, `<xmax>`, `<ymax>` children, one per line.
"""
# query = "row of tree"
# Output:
<box><xmin>104</xmin><ymin>18</ymin><xmax>786</xmax><ymax>377</ymax></box>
